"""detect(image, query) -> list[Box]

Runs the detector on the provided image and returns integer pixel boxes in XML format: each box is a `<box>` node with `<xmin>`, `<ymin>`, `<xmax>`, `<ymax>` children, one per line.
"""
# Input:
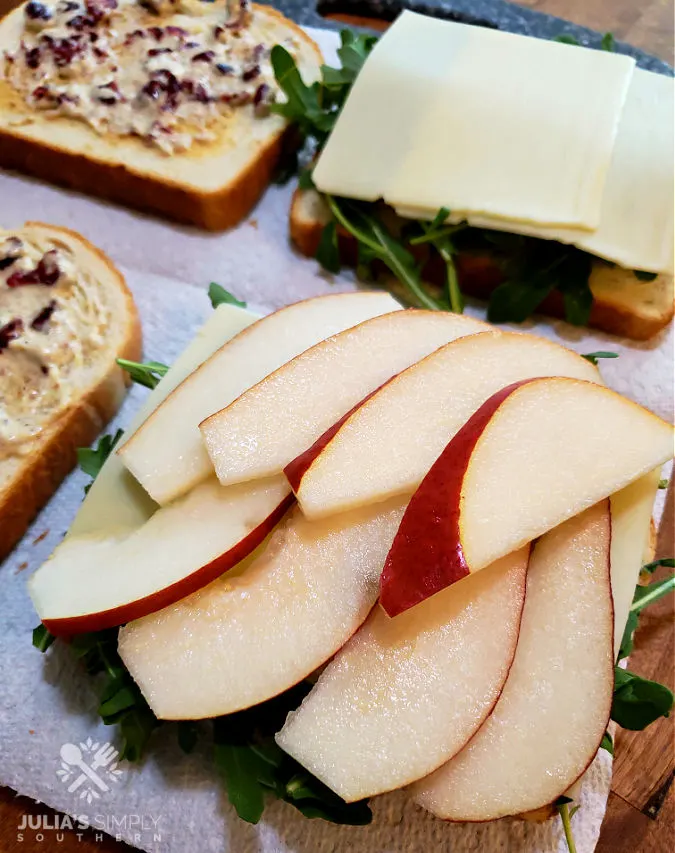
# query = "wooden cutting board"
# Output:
<box><xmin>0</xmin><ymin>1</ymin><xmax>672</xmax><ymax>851</ymax></box>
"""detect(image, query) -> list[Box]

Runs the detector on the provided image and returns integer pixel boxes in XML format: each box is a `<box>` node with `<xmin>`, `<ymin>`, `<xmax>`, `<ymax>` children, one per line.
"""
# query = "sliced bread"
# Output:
<box><xmin>0</xmin><ymin>222</ymin><xmax>141</xmax><ymax>560</ymax></box>
<box><xmin>290</xmin><ymin>188</ymin><xmax>674</xmax><ymax>341</ymax></box>
<box><xmin>0</xmin><ymin>2</ymin><xmax>322</xmax><ymax>230</ymax></box>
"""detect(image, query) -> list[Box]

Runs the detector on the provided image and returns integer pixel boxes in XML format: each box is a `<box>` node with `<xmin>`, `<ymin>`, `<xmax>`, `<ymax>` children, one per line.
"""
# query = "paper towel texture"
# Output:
<box><xmin>1</xmin><ymin>26</ymin><xmax>672</xmax><ymax>853</ymax></box>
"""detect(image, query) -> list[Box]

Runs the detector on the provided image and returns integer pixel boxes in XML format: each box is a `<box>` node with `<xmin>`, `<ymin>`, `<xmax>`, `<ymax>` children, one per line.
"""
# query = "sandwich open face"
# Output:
<box><xmin>0</xmin><ymin>1</ymin><xmax>322</xmax><ymax>229</ymax></box>
<box><xmin>0</xmin><ymin>222</ymin><xmax>141</xmax><ymax>560</ymax></box>
<box><xmin>285</xmin><ymin>12</ymin><xmax>674</xmax><ymax>340</ymax></box>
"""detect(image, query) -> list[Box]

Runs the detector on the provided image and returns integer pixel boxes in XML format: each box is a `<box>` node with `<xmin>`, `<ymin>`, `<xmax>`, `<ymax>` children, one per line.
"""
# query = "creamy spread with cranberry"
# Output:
<box><xmin>0</xmin><ymin>233</ymin><xmax>109</xmax><ymax>459</ymax></box>
<box><xmin>3</xmin><ymin>0</ymin><xmax>300</xmax><ymax>153</ymax></box>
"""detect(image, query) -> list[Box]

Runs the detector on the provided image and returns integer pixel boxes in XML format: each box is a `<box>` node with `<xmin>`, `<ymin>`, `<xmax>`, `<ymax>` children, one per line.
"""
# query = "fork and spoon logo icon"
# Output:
<box><xmin>56</xmin><ymin>738</ymin><xmax>124</xmax><ymax>803</ymax></box>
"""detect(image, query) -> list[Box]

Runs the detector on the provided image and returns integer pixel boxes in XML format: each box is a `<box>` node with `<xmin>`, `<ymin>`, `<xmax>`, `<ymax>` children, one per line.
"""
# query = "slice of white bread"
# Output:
<box><xmin>0</xmin><ymin>4</ymin><xmax>322</xmax><ymax>230</ymax></box>
<box><xmin>290</xmin><ymin>188</ymin><xmax>674</xmax><ymax>341</ymax></box>
<box><xmin>0</xmin><ymin>222</ymin><xmax>141</xmax><ymax>561</ymax></box>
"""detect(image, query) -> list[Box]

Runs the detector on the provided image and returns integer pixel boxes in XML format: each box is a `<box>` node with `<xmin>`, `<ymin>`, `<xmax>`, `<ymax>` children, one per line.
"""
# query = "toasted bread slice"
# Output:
<box><xmin>0</xmin><ymin>222</ymin><xmax>141</xmax><ymax>561</ymax></box>
<box><xmin>290</xmin><ymin>188</ymin><xmax>674</xmax><ymax>340</ymax></box>
<box><xmin>0</xmin><ymin>4</ymin><xmax>322</xmax><ymax>230</ymax></box>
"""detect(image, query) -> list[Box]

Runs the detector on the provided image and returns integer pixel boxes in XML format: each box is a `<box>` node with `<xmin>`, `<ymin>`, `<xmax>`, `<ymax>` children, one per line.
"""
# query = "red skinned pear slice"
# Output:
<box><xmin>413</xmin><ymin>500</ymin><xmax>613</xmax><ymax>820</ymax></box>
<box><xmin>292</xmin><ymin>331</ymin><xmax>601</xmax><ymax>520</ymax></box>
<box><xmin>381</xmin><ymin>376</ymin><xmax>673</xmax><ymax>615</ymax></box>
<box><xmin>276</xmin><ymin>547</ymin><xmax>528</xmax><ymax>802</ymax></box>
<box><xmin>118</xmin><ymin>498</ymin><xmax>407</xmax><ymax>719</ymax></box>
<box><xmin>29</xmin><ymin>477</ymin><xmax>293</xmax><ymax>636</ymax></box>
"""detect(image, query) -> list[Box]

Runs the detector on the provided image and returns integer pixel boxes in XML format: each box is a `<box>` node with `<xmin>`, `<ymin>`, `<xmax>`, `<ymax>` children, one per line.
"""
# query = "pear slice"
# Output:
<box><xmin>275</xmin><ymin>547</ymin><xmax>528</xmax><ymax>802</ymax></box>
<box><xmin>412</xmin><ymin>500</ymin><xmax>613</xmax><ymax>820</ymax></box>
<box><xmin>118</xmin><ymin>498</ymin><xmax>406</xmax><ymax>719</ymax></box>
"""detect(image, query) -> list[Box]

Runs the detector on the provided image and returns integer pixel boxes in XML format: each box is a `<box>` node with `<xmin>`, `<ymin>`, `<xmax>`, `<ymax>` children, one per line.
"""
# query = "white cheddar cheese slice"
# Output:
<box><xmin>397</xmin><ymin>70</ymin><xmax>674</xmax><ymax>274</ymax></box>
<box><xmin>312</xmin><ymin>13</ymin><xmax>454</xmax><ymax>201</ymax></box>
<box><xmin>315</xmin><ymin>11</ymin><xmax>635</xmax><ymax>230</ymax></box>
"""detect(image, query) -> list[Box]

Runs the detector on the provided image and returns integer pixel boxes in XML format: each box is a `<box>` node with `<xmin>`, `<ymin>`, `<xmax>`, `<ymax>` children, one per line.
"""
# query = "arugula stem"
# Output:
<box><xmin>630</xmin><ymin>576</ymin><xmax>675</xmax><ymax>614</ymax></box>
<box><xmin>325</xmin><ymin>195</ymin><xmax>445</xmax><ymax>311</ymax></box>
<box><xmin>558</xmin><ymin>803</ymin><xmax>578</xmax><ymax>853</ymax></box>
<box><xmin>436</xmin><ymin>243</ymin><xmax>464</xmax><ymax>314</ymax></box>
<box><xmin>409</xmin><ymin>223</ymin><xmax>468</xmax><ymax>246</ymax></box>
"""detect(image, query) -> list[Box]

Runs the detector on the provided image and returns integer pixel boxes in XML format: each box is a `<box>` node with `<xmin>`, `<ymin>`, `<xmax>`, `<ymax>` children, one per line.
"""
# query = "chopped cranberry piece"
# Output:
<box><xmin>242</xmin><ymin>65</ymin><xmax>260</xmax><ymax>82</ymax></box>
<box><xmin>0</xmin><ymin>319</ymin><xmax>24</xmax><ymax>352</ymax></box>
<box><xmin>7</xmin><ymin>250</ymin><xmax>61</xmax><ymax>288</ymax></box>
<box><xmin>59</xmin><ymin>1</ymin><xmax>80</xmax><ymax>11</ymax></box>
<box><xmin>93</xmin><ymin>46</ymin><xmax>108</xmax><ymax>59</ymax></box>
<box><xmin>253</xmin><ymin>83</ymin><xmax>271</xmax><ymax>116</ymax></box>
<box><xmin>142</xmin><ymin>79</ymin><xmax>162</xmax><ymax>100</ymax></box>
<box><xmin>25</xmin><ymin>1</ymin><xmax>52</xmax><ymax>21</ymax></box>
<box><xmin>147</xmin><ymin>47</ymin><xmax>171</xmax><ymax>56</ymax></box>
<box><xmin>31</xmin><ymin>300</ymin><xmax>57</xmax><ymax>331</ymax></box>
<box><xmin>192</xmin><ymin>83</ymin><xmax>211</xmax><ymax>104</ymax></box>
<box><xmin>66</xmin><ymin>15</ymin><xmax>87</xmax><ymax>30</ymax></box>
<box><xmin>32</xmin><ymin>85</ymin><xmax>50</xmax><ymax>100</ymax></box>
<box><xmin>148</xmin><ymin>26</ymin><xmax>164</xmax><ymax>41</ymax></box>
<box><xmin>221</xmin><ymin>91</ymin><xmax>251</xmax><ymax>106</ymax></box>
<box><xmin>192</xmin><ymin>51</ymin><xmax>215</xmax><ymax>63</ymax></box>
<box><xmin>25</xmin><ymin>47</ymin><xmax>41</xmax><ymax>69</ymax></box>
<box><xmin>165</xmin><ymin>26</ymin><xmax>188</xmax><ymax>38</ymax></box>
<box><xmin>213</xmin><ymin>26</ymin><xmax>223</xmax><ymax>39</ymax></box>
<box><xmin>216</xmin><ymin>62</ymin><xmax>233</xmax><ymax>75</ymax></box>
<box><xmin>50</xmin><ymin>37</ymin><xmax>84</xmax><ymax>68</ymax></box>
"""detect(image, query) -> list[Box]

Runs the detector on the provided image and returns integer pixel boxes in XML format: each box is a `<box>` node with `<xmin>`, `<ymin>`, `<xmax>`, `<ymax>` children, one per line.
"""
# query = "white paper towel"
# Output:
<box><xmin>1</xmin><ymin>26</ymin><xmax>672</xmax><ymax>853</ymax></box>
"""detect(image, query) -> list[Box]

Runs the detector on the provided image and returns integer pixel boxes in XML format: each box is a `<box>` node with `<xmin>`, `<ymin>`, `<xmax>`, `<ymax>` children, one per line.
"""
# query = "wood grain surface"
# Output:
<box><xmin>0</xmin><ymin>1</ymin><xmax>673</xmax><ymax>851</ymax></box>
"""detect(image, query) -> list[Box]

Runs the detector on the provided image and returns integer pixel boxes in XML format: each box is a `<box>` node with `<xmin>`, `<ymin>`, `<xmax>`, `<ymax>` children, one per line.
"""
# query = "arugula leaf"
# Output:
<box><xmin>117</xmin><ymin>359</ymin><xmax>169</xmax><ymax>390</ymax></box>
<box><xmin>325</xmin><ymin>195</ymin><xmax>444</xmax><ymax>311</ymax></box>
<box><xmin>32</xmin><ymin>624</ymin><xmax>55</xmax><ymax>652</ymax></box>
<box><xmin>214</xmin><ymin>739</ymin><xmax>268</xmax><ymax>824</ymax></box>
<box><xmin>633</xmin><ymin>270</ymin><xmax>658</xmax><ymax>282</ymax></box>
<box><xmin>316</xmin><ymin>221</ymin><xmax>341</xmax><ymax>274</ymax></box>
<box><xmin>600</xmin><ymin>730</ymin><xmax>614</xmax><ymax>755</ymax></box>
<box><xmin>556</xmin><ymin>251</ymin><xmax>594</xmax><ymax>326</ymax></box>
<box><xmin>658</xmin><ymin>479</ymin><xmax>669</xmax><ymax>490</ymax></box>
<box><xmin>601</xmin><ymin>32</ymin><xmax>616</xmax><ymax>52</ymax></box>
<box><xmin>487</xmin><ymin>277</ymin><xmax>555</xmax><ymax>323</ymax></box>
<box><xmin>208</xmin><ymin>282</ymin><xmax>247</xmax><ymax>309</ymax></box>
<box><xmin>297</xmin><ymin>166</ymin><xmax>316</xmax><ymax>190</ymax></box>
<box><xmin>582</xmin><ymin>351</ymin><xmax>619</xmax><ymax>365</ymax></box>
<box><xmin>77</xmin><ymin>429</ymin><xmax>124</xmax><ymax>491</ymax></box>
<box><xmin>555</xmin><ymin>34</ymin><xmax>580</xmax><ymax>46</ymax></box>
<box><xmin>641</xmin><ymin>557</ymin><xmax>675</xmax><ymax>576</ymax></box>
<box><xmin>612</xmin><ymin>667</ymin><xmax>674</xmax><ymax>730</ymax></box>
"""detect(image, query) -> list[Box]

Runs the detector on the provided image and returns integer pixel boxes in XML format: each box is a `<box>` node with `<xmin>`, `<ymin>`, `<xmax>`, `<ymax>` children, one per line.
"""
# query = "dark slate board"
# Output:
<box><xmin>261</xmin><ymin>0</ymin><xmax>673</xmax><ymax>75</ymax></box>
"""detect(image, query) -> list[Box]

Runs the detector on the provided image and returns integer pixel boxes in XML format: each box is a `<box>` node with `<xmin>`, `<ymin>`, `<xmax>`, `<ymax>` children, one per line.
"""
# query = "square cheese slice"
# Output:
<box><xmin>314</xmin><ymin>11</ymin><xmax>635</xmax><ymax>231</ymax></box>
<box><xmin>396</xmin><ymin>70</ymin><xmax>674</xmax><ymax>275</ymax></box>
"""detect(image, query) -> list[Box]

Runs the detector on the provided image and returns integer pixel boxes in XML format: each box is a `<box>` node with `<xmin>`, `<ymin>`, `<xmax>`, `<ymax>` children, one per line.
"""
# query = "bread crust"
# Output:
<box><xmin>290</xmin><ymin>188</ymin><xmax>674</xmax><ymax>341</ymax></box>
<box><xmin>0</xmin><ymin>6</ymin><xmax>322</xmax><ymax>231</ymax></box>
<box><xmin>0</xmin><ymin>223</ymin><xmax>142</xmax><ymax>562</ymax></box>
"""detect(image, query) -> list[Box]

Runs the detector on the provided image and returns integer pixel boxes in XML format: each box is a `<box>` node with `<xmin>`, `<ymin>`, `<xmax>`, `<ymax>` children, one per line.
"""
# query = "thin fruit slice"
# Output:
<box><xmin>119</xmin><ymin>292</ymin><xmax>401</xmax><ymax>505</ymax></box>
<box><xmin>276</xmin><ymin>547</ymin><xmax>529</xmax><ymax>802</ymax></box>
<box><xmin>200</xmin><ymin>311</ymin><xmax>491</xmax><ymax>485</ymax></box>
<box><xmin>118</xmin><ymin>498</ymin><xmax>407</xmax><ymax>720</ymax></box>
<box><xmin>29</xmin><ymin>477</ymin><xmax>292</xmax><ymax>636</ymax></box>
<box><xmin>292</xmin><ymin>331</ymin><xmax>601</xmax><ymax>519</ymax></box>
<box><xmin>610</xmin><ymin>469</ymin><xmax>661</xmax><ymax>659</ymax></box>
<box><xmin>413</xmin><ymin>501</ymin><xmax>613</xmax><ymax>819</ymax></box>
<box><xmin>381</xmin><ymin>376</ymin><xmax>673</xmax><ymax>615</ymax></box>
<box><xmin>72</xmin><ymin>304</ymin><xmax>258</xmax><ymax>536</ymax></box>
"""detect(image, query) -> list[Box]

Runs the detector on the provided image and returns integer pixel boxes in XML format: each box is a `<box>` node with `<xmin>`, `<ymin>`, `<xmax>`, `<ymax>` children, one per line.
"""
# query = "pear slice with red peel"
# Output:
<box><xmin>275</xmin><ymin>547</ymin><xmax>529</xmax><ymax>802</ymax></box>
<box><xmin>200</xmin><ymin>310</ymin><xmax>491</xmax><ymax>486</ymax></box>
<box><xmin>412</xmin><ymin>500</ymin><xmax>613</xmax><ymax>820</ymax></box>
<box><xmin>29</xmin><ymin>476</ymin><xmax>293</xmax><ymax>636</ymax></box>
<box><xmin>292</xmin><ymin>331</ymin><xmax>601</xmax><ymax>520</ymax></box>
<box><xmin>381</xmin><ymin>376</ymin><xmax>673</xmax><ymax>615</ymax></box>
<box><xmin>118</xmin><ymin>498</ymin><xmax>407</xmax><ymax>720</ymax></box>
